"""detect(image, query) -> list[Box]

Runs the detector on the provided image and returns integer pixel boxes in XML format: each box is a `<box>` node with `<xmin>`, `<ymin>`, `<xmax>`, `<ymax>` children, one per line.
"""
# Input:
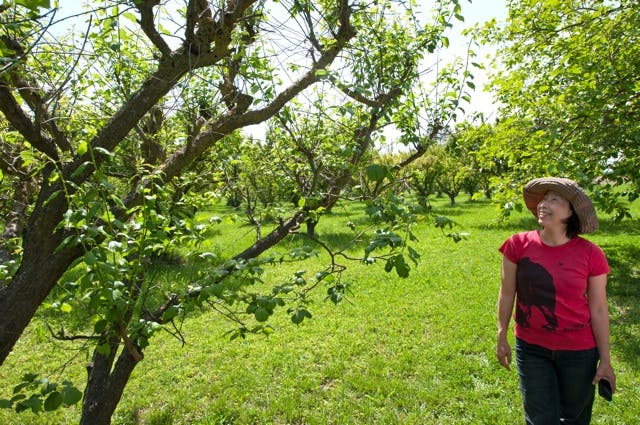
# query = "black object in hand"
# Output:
<box><xmin>598</xmin><ymin>379</ymin><xmax>613</xmax><ymax>401</ymax></box>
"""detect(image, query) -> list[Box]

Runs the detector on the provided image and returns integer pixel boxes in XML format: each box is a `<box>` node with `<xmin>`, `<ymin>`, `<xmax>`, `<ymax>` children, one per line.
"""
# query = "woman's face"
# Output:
<box><xmin>536</xmin><ymin>190</ymin><xmax>573</xmax><ymax>228</ymax></box>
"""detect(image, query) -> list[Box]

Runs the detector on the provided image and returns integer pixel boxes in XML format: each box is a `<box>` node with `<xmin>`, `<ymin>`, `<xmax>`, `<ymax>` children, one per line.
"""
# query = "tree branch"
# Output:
<box><xmin>45</xmin><ymin>322</ymin><xmax>99</xmax><ymax>341</ymax></box>
<box><xmin>233</xmin><ymin>211</ymin><xmax>306</xmax><ymax>260</ymax></box>
<box><xmin>395</xmin><ymin>121</ymin><xmax>443</xmax><ymax>170</ymax></box>
<box><xmin>0</xmin><ymin>81</ymin><xmax>59</xmax><ymax>160</ymax></box>
<box><xmin>11</xmin><ymin>75</ymin><xmax>73</xmax><ymax>153</ymax></box>
<box><xmin>236</xmin><ymin>0</ymin><xmax>355</xmax><ymax>127</ymax></box>
<box><xmin>134</xmin><ymin>0</ymin><xmax>172</xmax><ymax>57</ymax></box>
<box><xmin>116</xmin><ymin>320</ymin><xmax>143</xmax><ymax>362</ymax></box>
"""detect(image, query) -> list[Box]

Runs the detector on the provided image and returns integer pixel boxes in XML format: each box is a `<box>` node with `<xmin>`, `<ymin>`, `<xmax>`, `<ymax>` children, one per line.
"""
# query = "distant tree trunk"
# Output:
<box><xmin>249</xmin><ymin>216</ymin><xmax>262</xmax><ymax>241</ymax></box>
<box><xmin>306</xmin><ymin>218</ymin><xmax>318</xmax><ymax>237</ymax></box>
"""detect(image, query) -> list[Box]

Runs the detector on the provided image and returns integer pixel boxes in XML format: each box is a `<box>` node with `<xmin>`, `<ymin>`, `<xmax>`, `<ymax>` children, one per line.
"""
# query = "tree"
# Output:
<box><xmin>435</xmin><ymin>146</ymin><xmax>464</xmax><ymax>206</ymax></box>
<box><xmin>478</xmin><ymin>0</ymin><xmax>640</xmax><ymax>216</ymax></box>
<box><xmin>448</xmin><ymin>121</ymin><xmax>499</xmax><ymax>200</ymax></box>
<box><xmin>0</xmin><ymin>1</ymin><xmax>470</xmax><ymax>423</ymax></box>
<box><xmin>405</xmin><ymin>145</ymin><xmax>445</xmax><ymax>210</ymax></box>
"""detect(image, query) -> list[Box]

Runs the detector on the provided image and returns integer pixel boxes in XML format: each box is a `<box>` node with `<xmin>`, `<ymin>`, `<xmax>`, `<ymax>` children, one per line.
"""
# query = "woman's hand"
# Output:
<box><xmin>593</xmin><ymin>361</ymin><xmax>616</xmax><ymax>393</ymax></box>
<box><xmin>496</xmin><ymin>335</ymin><xmax>512</xmax><ymax>370</ymax></box>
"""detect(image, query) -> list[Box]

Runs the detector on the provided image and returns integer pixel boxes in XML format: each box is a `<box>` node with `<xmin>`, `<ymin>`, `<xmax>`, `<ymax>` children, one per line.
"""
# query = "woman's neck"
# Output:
<box><xmin>539</xmin><ymin>227</ymin><xmax>570</xmax><ymax>246</ymax></box>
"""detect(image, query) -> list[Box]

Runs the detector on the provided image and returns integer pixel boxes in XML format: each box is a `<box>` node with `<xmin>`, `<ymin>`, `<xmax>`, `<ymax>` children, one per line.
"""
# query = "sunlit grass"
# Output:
<box><xmin>1</xmin><ymin>195</ymin><xmax>638</xmax><ymax>424</ymax></box>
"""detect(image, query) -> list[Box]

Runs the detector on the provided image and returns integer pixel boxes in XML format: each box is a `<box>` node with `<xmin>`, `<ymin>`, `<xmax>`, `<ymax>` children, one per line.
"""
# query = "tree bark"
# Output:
<box><xmin>80</xmin><ymin>346</ymin><xmax>140</xmax><ymax>425</ymax></box>
<box><xmin>306</xmin><ymin>218</ymin><xmax>318</xmax><ymax>238</ymax></box>
<box><xmin>0</xmin><ymin>178</ymin><xmax>85</xmax><ymax>363</ymax></box>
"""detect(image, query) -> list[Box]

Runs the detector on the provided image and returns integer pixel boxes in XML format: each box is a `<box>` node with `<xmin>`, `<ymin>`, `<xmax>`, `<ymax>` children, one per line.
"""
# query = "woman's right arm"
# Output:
<box><xmin>497</xmin><ymin>257</ymin><xmax>517</xmax><ymax>370</ymax></box>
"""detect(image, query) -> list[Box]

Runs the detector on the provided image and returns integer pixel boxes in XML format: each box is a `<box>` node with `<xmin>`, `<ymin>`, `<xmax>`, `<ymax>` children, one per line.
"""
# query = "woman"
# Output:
<box><xmin>496</xmin><ymin>177</ymin><xmax>616</xmax><ymax>425</ymax></box>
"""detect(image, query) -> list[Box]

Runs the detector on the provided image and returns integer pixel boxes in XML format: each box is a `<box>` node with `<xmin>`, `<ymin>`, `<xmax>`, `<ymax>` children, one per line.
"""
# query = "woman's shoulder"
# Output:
<box><xmin>510</xmin><ymin>230</ymin><xmax>539</xmax><ymax>243</ymax></box>
<box><xmin>574</xmin><ymin>236</ymin><xmax>606</xmax><ymax>253</ymax></box>
<box><xmin>502</xmin><ymin>230</ymin><xmax>539</xmax><ymax>250</ymax></box>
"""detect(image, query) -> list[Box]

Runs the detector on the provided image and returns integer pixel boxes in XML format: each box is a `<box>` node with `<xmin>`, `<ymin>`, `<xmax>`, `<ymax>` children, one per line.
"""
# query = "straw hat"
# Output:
<box><xmin>523</xmin><ymin>177</ymin><xmax>599</xmax><ymax>234</ymax></box>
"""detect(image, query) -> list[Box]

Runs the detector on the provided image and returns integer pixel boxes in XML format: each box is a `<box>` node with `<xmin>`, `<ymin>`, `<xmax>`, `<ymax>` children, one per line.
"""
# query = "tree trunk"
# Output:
<box><xmin>0</xmin><ymin>42</ymin><xmax>197</xmax><ymax>365</ymax></box>
<box><xmin>0</xmin><ymin>181</ymin><xmax>83</xmax><ymax>364</ymax></box>
<box><xmin>80</xmin><ymin>345</ymin><xmax>140</xmax><ymax>425</ymax></box>
<box><xmin>306</xmin><ymin>218</ymin><xmax>317</xmax><ymax>238</ymax></box>
<box><xmin>0</xmin><ymin>244</ymin><xmax>85</xmax><ymax>364</ymax></box>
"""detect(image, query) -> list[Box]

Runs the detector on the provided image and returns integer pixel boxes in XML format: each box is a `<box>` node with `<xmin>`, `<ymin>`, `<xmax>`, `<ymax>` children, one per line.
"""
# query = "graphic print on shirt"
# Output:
<box><xmin>515</xmin><ymin>257</ymin><xmax>558</xmax><ymax>331</ymax></box>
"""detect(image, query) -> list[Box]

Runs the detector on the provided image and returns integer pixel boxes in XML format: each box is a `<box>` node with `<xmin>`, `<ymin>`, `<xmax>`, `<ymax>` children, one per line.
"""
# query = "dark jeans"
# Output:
<box><xmin>515</xmin><ymin>338</ymin><xmax>599</xmax><ymax>425</ymax></box>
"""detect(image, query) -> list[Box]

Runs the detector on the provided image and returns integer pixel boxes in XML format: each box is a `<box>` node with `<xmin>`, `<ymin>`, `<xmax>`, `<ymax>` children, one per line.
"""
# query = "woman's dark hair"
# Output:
<box><xmin>565</xmin><ymin>203</ymin><xmax>581</xmax><ymax>238</ymax></box>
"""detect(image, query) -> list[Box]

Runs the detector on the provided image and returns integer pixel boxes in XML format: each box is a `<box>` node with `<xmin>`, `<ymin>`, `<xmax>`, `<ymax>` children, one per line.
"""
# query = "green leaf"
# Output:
<box><xmin>161</xmin><ymin>305</ymin><xmax>180</xmax><ymax>322</ymax></box>
<box><xmin>384</xmin><ymin>257</ymin><xmax>394</xmax><ymax>273</ymax></box>
<box><xmin>110</xmin><ymin>194</ymin><xmax>126</xmax><ymax>210</ymax></box>
<box><xmin>392</xmin><ymin>255</ymin><xmax>410</xmax><ymax>278</ymax></box>
<box><xmin>77</xmin><ymin>140</ymin><xmax>88</xmax><ymax>156</ymax></box>
<box><xmin>93</xmin><ymin>147</ymin><xmax>113</xmax><ymax>157</ymax></box>
<box><xmin>60</xmin><ymin>383</ymin><xmax>82</xmax><ymax>406</ymax></box>
<box><xmin>16</xmin><ymin>0</ymin><xmax>50</xmax><ymax>11</ymax></box>
<box><xmin>19</xmin><ymin>394</ymin><xmax>43</xmax><ymax>413</ymax></box>
<box><xmin>71</xmin><ymin>161</ymin><xmax>90</xmax><ymax>179</ymax></box>
<box><xmin>19</xmin><ymin>149</ymin><xmax>35</xmax><ymax>167</ymax></box>
<box><xmin>314</xmin><ymin>69</ymin><xmax>328</xmax><ymax>78</ymax></box>
<box><xmin>21</xmin><ymin>373</ymin><xmax>39</xmax><ymax>383</ymax></box>
<box><xmin>122</xmin><ymin>12</ymin><xmax>138</xmax><ymax>23</ymax></box>
<box><xmin>0</xmin><ymin>39</ymin><xmax>15</xmax><ymax>57</ymax></box>
<box><xmin>13</xmin><ymin>382</ymin><xmax>30</xmax><ymax>394</ymax></box>
<box><xmin>96</xmin><ymin>343</ymin><xmax>111</xmax><ymax>356</ymax></box>
<box><xmin>366</xmin><ymin>164</ymin><xmax>387</xmax><ymax>183</ymax></box>
<box><xmin>93</xmin><ymin>319</ymin><xmax>108</xmax><ymax>333</ymax></box>
<box><xmin>407</xmin><ymin>246</ymin><xmax>421</xmax><ymax>264</ymax></box>
<box><xmin>0</xmin><ymin>399</ymin><xmax>13</xmax><ymax>409</ymax></box>
<box><xmin>291</xmin><ymin>309</ymin><xmax>306</xmax><ymax>324</ymax></box>
<box><xmin>254</xmin><ymin>307</ymin><xmax>269</xmax><ymax>322</ymax></box>
<box><xmin>43</xmin><ymin>190</ymin><xmax>62</xmax><ymax>207</ymax></box>
<box><xmin>44</xmin><ymin>391</ymin><xmax>63</xmax><ymax>411</ymax></box>
<box><xmin>84</xmin><ymin>250</ymin><xmax>98</xmax><ymax>266</ymax></box>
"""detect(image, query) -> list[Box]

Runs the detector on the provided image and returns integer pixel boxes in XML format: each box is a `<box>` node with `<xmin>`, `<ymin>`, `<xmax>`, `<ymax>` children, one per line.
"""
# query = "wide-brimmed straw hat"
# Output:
<box><xmin>523</xmin><ymin>177</ymin><xmax>599</xmax><ymax>234</ymax></box>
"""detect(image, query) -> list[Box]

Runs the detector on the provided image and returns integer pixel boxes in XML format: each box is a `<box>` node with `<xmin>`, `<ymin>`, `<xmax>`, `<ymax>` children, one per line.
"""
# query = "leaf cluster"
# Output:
<box><xmin>477</xmin><ymin>0</ymin><xmax>640</xmax><ymax>217</ymax></box>
<box><xmin>0</xmin><ymin>373</ymin><xmax>82</xmax><ymax>414</ymax></box>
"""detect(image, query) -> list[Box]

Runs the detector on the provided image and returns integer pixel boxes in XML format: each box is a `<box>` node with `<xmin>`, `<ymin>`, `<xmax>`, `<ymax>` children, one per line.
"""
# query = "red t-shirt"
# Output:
<box><xmin>499</xmin><ymin>230</ymin><xmax>610</xmax><ymax>350</ymax></box>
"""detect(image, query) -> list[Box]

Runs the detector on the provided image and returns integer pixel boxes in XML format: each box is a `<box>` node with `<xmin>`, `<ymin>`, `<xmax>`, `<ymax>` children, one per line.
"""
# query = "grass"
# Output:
<box><xmin>1</xmin><ymin>195</ymin><xmax>639</xmax><ymax>424</ymax></box>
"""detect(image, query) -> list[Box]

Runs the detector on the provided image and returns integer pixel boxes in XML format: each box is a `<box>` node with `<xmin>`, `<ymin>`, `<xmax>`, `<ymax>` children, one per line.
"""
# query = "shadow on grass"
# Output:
<box><xmin>600</xmin><ymin>242</ymin><xmax>640</xmax><ymax>372</ymax></box>
<box><xmin>282</xmin><ymin>230</ymin><xmax>368</xmax><ymax>254</ymax></box>
<box><xmin>598</xmin><ymin>217</ymin><xmax>640</xmax><ymax>235</ymax></box>
<box><xmin>475</xmin><ymin>216</ymin><xmax>535</xmax><ymax>232</ymax></box>
<box><xmin>431</xmin><ymin>199</ymin><xmax>492</xmax><ymax>217</ymax></box>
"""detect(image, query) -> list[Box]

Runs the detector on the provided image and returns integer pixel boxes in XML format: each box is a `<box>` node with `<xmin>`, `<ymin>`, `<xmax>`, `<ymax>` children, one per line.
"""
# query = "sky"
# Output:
<box><xmin>444</xmin><ymin>0</ymin><xmax>508</xmax><ymax>120</ymax></box>
<box><xmin>456</xmin><ymin>0</ymin><xmax>507</xmax><ymax>31</ymax></box>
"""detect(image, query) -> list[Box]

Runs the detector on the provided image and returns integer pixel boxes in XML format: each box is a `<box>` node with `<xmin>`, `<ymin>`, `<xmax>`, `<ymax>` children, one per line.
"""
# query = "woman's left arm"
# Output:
<box><xmin>588</xmin><ymin>273</ymin><xmax>616</xmax><ymax>391</ymax></box>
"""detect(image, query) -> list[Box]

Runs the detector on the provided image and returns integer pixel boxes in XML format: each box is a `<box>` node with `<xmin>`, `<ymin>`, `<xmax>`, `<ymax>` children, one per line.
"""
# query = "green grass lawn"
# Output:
<box><xmin>1</xmin><ymin>196</ymin><xmax>639</xmax><ymax>424</ymax></box>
